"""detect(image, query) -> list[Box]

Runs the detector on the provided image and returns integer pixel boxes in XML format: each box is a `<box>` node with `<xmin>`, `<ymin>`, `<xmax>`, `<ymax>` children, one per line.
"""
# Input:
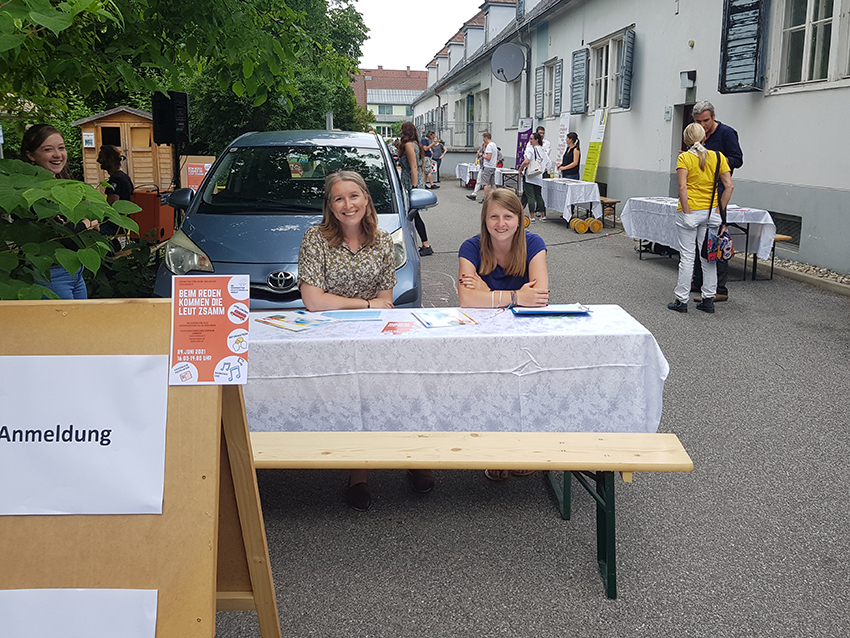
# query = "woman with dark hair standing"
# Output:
<box><xmin>20</xmin><ymin>124</ymin><xmax>98</xmax><ymax>299</ymax></box>
<box><xmin>395</xmin><ymin>121</ymin><xmax>434</xmax><ymax>256</ymax></box>
<box><xmin>298</xmin><ymin>169</ymin><xmax>435</xmax><ymax>510</ymax></box>
<box><xmin>97</xmin><ymin>145</ymin><xmax>134</xmax><ymax>240</ymax></box>
<box><xmin>519</xmin><ymin>132</ymin><xmax>551</xmax><ymax>222</ymax></box>
<box><xmin>97</xmin><ymin>145</ymin><xmax>134</xmax><ymax>205</ymax></box>
<box><xmin>557</xmin><ymin>132</ymin><xmax>581</xmax><ymax>179</ymax></box>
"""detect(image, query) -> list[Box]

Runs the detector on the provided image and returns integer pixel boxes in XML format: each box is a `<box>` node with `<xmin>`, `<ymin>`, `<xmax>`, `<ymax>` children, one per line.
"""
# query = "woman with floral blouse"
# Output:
<box><xmin>298</xmin><ymin>169</ymin><xmax>434</xmax><ymax>510</ymax></box>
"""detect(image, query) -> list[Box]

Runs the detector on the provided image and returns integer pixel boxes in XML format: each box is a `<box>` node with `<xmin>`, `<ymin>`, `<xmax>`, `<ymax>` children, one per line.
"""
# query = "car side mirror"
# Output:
<box><xmin>167</xmin><ymin>188</ymin><xmax>194</xmax><ymax>209</ymax></box>
<box><xmin>407</xmin><ymin>188</ymin><xmax>438</xmax><ymax>220</ymax></box>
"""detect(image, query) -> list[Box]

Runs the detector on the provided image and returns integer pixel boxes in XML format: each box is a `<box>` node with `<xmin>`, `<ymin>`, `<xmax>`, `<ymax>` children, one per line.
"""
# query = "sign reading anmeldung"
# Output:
<box><xmin>170</xmin><ymin>275</ymin><xmax>250</xmax><ymax>385</ymax></box>
<box><xmin>0</xmin><ymin>355</ymin><xmax>168</xmax><ymax>515</ymax></box>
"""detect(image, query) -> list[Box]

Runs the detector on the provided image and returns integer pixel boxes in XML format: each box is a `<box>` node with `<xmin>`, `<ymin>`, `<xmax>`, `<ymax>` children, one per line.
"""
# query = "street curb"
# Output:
<box><xmin>732</xmin><ymin>255</ymin><xmax>850</xmax><ymax>297</ymax></box>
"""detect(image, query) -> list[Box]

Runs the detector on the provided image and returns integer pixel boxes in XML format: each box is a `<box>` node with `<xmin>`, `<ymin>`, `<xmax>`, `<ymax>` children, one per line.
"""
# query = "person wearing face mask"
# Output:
<box><xmin>19</xmin><ymin>124</ymin><xmax>99</xmax><ymax>299</ymax></box>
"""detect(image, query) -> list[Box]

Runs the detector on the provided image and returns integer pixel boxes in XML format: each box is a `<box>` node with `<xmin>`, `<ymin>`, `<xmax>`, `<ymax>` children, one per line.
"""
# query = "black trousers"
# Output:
<box><xmin>412</xmin><ymin>210</ymin><xmax>428</xmax><ymax>243</ymax></box>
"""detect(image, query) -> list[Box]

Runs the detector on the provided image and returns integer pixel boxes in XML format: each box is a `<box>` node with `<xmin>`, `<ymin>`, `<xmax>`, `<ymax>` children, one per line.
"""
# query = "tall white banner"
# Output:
<box><xmin>555</xmin><ymin>113</ymin><xmax>572</xmax><ymax>172</ymax></box>
<box><xmin>0</xmin><ymin>355</ymin><xmax>169</xmax><ymax>515</ymax></box>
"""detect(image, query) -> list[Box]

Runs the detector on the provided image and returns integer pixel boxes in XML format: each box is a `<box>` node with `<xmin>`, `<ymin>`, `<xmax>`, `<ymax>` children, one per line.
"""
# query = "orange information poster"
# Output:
<box><xmin>186</xmin><ymin>163</ymin><xmax>212</xmax><ymax>193</ymax></box>
<box><xmin>169</xmin><ymin>275</ymin><xmax>250</xmax><ymax>385</ymax></box>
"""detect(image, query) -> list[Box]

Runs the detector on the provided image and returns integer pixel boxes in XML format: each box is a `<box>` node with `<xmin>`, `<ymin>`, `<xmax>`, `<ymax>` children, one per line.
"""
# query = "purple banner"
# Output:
<box><xmin>515</xmin><ymin>118</ymin><xmax>533</xmax><ymax>169</ymax></box>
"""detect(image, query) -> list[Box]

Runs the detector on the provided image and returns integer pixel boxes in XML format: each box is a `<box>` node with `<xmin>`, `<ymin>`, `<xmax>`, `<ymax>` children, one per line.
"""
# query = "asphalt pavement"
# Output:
<box><xmin>217</xmin><ymin>180</ymin><xmax>850</xmax><ymax>638</ymax></box>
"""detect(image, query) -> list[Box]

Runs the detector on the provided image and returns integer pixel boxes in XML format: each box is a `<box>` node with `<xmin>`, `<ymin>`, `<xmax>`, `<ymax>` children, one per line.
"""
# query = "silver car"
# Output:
<box><xmin>153</xmin><ymin>130</ymin><xmax>437</xmax><ymax>308</ymax></box>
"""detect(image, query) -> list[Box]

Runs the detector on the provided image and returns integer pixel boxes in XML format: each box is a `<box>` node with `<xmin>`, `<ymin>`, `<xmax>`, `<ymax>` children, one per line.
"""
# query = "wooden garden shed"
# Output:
<box><xmin>71</xmin><ymin>106</ymin><xmax>173</xmax><ymax>191</ymax></box>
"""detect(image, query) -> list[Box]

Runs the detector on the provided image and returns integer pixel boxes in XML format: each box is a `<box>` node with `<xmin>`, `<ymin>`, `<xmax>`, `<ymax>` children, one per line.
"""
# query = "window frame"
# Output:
<box><xmin>377</xmin><ymin>104</ymin><xmax>393</xmax><ymax>115</ymax></box>
<box><xmin>768</xmin><ymin>0</ymin><xmax>850</xmax><ymax>93</ymax></box>
<box><xmin>591</xmin><ymin>36</ymin><xmax>623</xmax><ymax>111</ymax></box>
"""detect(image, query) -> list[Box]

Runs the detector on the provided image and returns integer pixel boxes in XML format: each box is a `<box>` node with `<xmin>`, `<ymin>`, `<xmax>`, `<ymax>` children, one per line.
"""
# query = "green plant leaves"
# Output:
<box><xmin>54</xmin><ymin>248</ymin><xmax>82</xmax><ymax>275</ymax></box>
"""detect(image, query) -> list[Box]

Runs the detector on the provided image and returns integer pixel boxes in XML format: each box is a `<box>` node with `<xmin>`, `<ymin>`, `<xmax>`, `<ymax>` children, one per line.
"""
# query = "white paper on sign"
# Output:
<box><xmin>0</xmin><ymin>589</ymin><xmax>157</xmax><ymax>638</ymax></box>
<box><xmin>0</xmin><ymin>355</ymin><xmax>169</xmax><ymax>515</ymax></box>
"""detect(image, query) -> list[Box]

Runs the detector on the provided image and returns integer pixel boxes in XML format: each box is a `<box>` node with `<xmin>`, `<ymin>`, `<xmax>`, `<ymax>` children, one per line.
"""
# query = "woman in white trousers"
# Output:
<box><xmin>669</xmin><ymin>123</ymin><xmax>734</xmax><ymax>314</ymax></box>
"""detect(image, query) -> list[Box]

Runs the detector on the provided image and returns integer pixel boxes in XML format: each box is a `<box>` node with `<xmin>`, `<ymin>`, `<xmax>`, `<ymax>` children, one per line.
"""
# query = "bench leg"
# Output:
<box><xmin>547</xmin><ymin>470</ymin><xmax>572</xmax><ymax>520</ymax></box>
<box><xmin>595</xmin><ymin>471</ymin><xmax>617</xmax><ymax>599</ymax></box>
<box><xmin>572</xmin><ymin>470</ymin><xmax>617</xmax><ymax>599</ymax></box>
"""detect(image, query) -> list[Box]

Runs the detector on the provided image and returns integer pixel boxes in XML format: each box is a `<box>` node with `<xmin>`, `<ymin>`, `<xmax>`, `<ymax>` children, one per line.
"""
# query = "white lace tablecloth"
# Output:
<box><xmin>245</xmin><ymin>305</ymin><xmax>669</xmax><ymax>434</ymax></box>
<box><xmin>621</xmin><ymin>197</ymin><xmax>776</xmax><ymax>260</ymax></box>
<box><xmin>455</xmin><ymin>163</ymin><xmax>479</xmax><ymax>185</ymax></box>
<box><xmin>522</xmin><ymin>177</ymin><xmax>602</xmax><ymax>219</ymax></box>
<box><xmin>495</xmin><ymin>168</ymin><xmax>521</xmax><ymax>189</ymax></box>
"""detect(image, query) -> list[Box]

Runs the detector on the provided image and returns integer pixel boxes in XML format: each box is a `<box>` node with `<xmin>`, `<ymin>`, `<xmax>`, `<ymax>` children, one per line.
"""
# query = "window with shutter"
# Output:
<box><xmin>719</xmin><ymin>0</ymin><xmax>768</xmax><ymax>92</ymax></box>
<box><xmin>616</xmin><ymin>28</ymin><xmax>635</xmax><ymax>108</ymax></box>
<box><xmin>570</xmin><ymin>50</ymin><xmax>589</xmax><ymax>115</ymax></box>
<box><xmin>535</xmin><ymin>66</ymin><xmax>545</xmax><ymax>119</ymax></box>
<box><xmin>554</xmin><ymin>59</ymin><xmax>564</xmax><ymax>115</ymax></box>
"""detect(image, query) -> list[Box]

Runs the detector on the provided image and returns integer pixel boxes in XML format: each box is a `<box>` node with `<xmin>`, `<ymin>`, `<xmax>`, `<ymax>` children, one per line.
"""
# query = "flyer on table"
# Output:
<box><xmin>170</xmin><ymin>275</ymin><xmax>250</xmax><ymax>385</ymax></box>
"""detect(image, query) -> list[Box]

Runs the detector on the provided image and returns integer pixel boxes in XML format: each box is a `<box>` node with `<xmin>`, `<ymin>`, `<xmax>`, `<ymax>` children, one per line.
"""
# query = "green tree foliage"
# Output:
<box><xmin>0</xmin><ymin>159</ymin><xmax>140</xmax><ymax>299</ymax></box>
<box><xmin>0</xmin><ymin>0</ymin><xmax>356</xmax><ymax>118</ymax></box>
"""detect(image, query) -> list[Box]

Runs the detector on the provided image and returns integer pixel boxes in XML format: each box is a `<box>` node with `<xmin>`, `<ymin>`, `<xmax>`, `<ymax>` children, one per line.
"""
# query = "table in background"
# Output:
<box><xmin>495</xmin><ymin>168</ymin><xmax>521</xmax><ymax>191</ymax></box>
<box><xmin>523</xmin><ymin>175</ymin><xmax>603</xmax><ymax>220</ymax></box>
<box><xmin>455</xmin><ymin>163</ymin><xmax>479</xmax><ymax>187</ymax></box>
<box><xmin>245</xmin><ymin>305</ymin><xmax>668</xmax><ymax>435</ymax></box>
<box><xmin>621</xmin><ymin>197</ymin><xmax>776</xmax><ymax>274</ymax></box>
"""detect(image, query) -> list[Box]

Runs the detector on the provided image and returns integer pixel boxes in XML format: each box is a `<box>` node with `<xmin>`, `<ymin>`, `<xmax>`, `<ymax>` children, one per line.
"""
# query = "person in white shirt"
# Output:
<box><xmin>519</xmin><ymin>132</ymin><xmax>552</xmax><ymax>222</ymax></box>
<box><xmin>476</xmin><ymin>132</ymin><xmax>499</xmax><ymax>198</ymax></box>
<box><xmin>525</xmin><ymin>126</ymin><xmax>552</xmax><ymax>173</ymax></box>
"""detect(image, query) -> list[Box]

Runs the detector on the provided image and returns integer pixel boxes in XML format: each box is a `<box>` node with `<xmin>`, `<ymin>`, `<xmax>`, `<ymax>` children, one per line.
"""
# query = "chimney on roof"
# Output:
<box><xmin>378</xmin><ymin>65</ymin><xmax>383</xmax><ymax>70</ymax></box>
<box><xmin>407</xmin><ymin>66</ymin><xmax>411</xmax><ymax>76</ymax></box>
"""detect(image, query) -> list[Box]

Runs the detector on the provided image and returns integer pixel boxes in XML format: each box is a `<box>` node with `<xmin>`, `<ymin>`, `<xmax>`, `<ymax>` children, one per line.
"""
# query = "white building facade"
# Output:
<box><xmin>414</xmin><ymin>0</ymin><xmax>850</xmax><ymax>273</ymax></box>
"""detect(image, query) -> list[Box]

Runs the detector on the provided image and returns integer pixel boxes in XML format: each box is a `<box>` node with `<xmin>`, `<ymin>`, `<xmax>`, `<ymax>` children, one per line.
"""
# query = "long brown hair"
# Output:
<box><xmin>479</xmin><ymin>189</ymin><xmax>527</xmax><ymax>277</ymax></box>
<box><xmin>396</xmin><ymin>121</ymin><xmax>424</xmax><ymax>161</ymax></box>
<box><xmin>20</xmin><ymin>124</ymin><xmax>71</xmax><ymax>179</ymax></box>
<box><xmin>319</xmin><ymin>170</ymin><xmax>379</xmax><ymax>247</ymax></box>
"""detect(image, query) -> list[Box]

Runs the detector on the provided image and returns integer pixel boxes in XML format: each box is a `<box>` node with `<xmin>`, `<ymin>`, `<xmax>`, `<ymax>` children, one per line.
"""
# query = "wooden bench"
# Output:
<box><xmin>600</xmin><ymin>196</ymin><xmax>621</xmax><ymax>229</ymax></box>
<box><xmin>251</xmin><ymin>431</ymin><xmax>693</xmax><ymax>599</ymax></box>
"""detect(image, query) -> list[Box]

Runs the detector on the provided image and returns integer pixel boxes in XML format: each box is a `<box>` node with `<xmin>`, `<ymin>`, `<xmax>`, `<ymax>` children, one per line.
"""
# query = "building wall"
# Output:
<box><xmin>418</xmin><ymin>0</ymin><xmax>850</xmax><ymax>273</ymax></box>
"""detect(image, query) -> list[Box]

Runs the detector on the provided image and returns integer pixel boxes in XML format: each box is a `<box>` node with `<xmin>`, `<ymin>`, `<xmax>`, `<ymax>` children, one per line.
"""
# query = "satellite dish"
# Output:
<box><xmin>491</xmin><ymin>43</ymin><xmax>525</xmax><ymax>82</ymax></box>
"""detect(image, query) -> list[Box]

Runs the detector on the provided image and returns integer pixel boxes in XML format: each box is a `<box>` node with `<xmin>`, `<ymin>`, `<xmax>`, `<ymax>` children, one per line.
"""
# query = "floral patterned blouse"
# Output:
<box><xmin>298</xmin><ymin>225</ymin><xmax>397</xmax><ymax>301</ymax></box>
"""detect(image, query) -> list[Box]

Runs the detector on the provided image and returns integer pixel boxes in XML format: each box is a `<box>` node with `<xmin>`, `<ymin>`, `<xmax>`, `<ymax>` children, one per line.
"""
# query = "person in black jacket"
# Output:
<box><xmin>690</xmin><ymin>101</ymin><xmax>743</xmax><ymax>302</ymax></box>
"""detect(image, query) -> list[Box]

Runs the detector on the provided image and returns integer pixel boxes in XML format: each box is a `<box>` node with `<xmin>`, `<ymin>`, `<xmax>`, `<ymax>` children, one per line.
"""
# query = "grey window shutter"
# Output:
<box><xmin>535</xmin><ymin>66</ymin><xmax>544</xmax><ymax>119</ymax></box>
<box><xmin>570</xmin><ymin>49</ymin><xmax>589</xmax><ymax>115</ymax></box>
<box><xmin>719</xmin><ymin>0</ymin><xmax>769</xmax><ymax>93</ymax></box>
<box><xmin>616</xmin><ymin>28</ymin><xmax>635</xmax><ymax>109</ymax></box>
<box><xmin>553</xmin><ymin>59</ymin><xmax>563</xmax><ymax>115</ymax></box>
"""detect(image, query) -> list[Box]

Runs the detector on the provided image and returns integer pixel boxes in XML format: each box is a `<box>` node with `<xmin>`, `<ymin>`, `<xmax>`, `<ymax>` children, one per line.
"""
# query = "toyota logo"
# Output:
<box><xmin>267</xmin><ymin>270</ymin><xmax>296</xmax><ymax>290</ymax></box>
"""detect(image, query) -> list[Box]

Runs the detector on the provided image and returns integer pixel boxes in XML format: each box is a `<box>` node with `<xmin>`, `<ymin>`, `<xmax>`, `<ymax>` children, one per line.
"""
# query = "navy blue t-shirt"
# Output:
<box><xmin>421</xmin><ymin>137</ymin><xmax>432</xmax><ymax>157</ymax></box>
<box><xmin>458</xmin><ymin>231</ymin><xmax>546</xmax><ymax>291</ymax></box>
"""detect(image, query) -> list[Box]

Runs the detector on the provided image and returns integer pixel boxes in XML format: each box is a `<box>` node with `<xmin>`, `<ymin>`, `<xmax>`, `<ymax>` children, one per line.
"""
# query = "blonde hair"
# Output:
<box><xmin>319</xmin><ymin>170</ymin><xmax>379</xmax><ymax>247</ymax></box>
<box><xmin>479</xmin><ymin>189</ymin><xmax>527</xmax><ymax>277</ymax></box>
<box><xmin>683</xmin><ymin>123</ymin><xmax>708</xmax><ymax>170</ymax></box>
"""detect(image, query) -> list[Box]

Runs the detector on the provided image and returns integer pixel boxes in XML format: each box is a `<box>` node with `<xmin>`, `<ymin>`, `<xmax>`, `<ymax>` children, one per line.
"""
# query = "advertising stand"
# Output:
<box><xmin>0</xmin><ymin>299</ymin><xmax>280</xmax><ymax>638</ymax></box>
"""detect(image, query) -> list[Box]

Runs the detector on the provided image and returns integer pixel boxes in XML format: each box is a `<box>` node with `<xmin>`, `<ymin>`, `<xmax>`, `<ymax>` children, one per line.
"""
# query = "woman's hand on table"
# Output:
<box><xmin>517</xmin><ymin>280</ymin><xmax>549</xmax><ymax>307</ymax></box>
<box><xmin>369</xmin><ymin>298</ymin><xmax>394</xmax><ymax>309</ymax></box>
<box><xmin>458</xmin><ymin>271</ymin><xmax>489</xmax><ymax>292</ymax></box>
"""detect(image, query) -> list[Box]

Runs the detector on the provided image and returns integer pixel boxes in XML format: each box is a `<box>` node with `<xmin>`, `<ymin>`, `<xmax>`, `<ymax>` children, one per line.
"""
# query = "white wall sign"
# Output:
<box><xmin>82</xmin><ymin>132</ymin><xmax>95</xmax><ymax>148</ymax></box>
<box><xmin>0</xmin><ymin>589</ymin><xmax>157</xmax><ymax>638</ymax></box>
<box><xmin>0</xmin><ymin>355</ymin><xmax>169</xmax><ymax>515</ymax></box>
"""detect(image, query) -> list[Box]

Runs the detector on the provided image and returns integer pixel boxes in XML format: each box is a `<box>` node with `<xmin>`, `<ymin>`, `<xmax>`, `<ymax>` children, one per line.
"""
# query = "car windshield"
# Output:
<box><xmin>196</xmin><ymin>145</ymin><xmax>395</xmax><ymax>214</ymax></box>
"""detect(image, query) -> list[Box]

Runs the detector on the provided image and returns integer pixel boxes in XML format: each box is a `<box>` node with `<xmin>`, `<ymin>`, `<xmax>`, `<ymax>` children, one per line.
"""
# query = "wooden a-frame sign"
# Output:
<box><xmin>0</xmin><ymin>299</ymin><xmax>281</xmax><ymax>638</ymax></box>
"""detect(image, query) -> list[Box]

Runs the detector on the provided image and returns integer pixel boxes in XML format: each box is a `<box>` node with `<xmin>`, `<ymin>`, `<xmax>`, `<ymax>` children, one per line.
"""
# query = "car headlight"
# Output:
<box><xmin>162</xmin><ymin>229</ymin><xmax>214</xmax><ymax>275</ymax></box>
<box><xmin>390</xmin><ymin>227</ymin><xmax>407</xmax><ymax>270</ymax></box>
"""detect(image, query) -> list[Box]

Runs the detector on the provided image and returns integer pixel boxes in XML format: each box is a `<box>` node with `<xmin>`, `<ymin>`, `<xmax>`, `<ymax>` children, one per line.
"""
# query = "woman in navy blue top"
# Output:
<box><xmin>458</xmin><ymin>189</ymin><xmax>549</xmax><ymax>309</ymax></box>
<box><xmin>458</xmin><ymin>188</ymin><xmax>549</xmax><ymax>481</ymax></box>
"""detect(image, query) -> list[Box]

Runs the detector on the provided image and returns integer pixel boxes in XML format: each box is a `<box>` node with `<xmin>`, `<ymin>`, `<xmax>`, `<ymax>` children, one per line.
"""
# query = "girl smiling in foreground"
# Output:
<box><xmin>457</xmin><ymin>189</ymin><xmax>549</xmax><ymax>481</ymax></box>
<box><xmin>457</xmin><ymin>189</ymin><xmax>549</xmax><ymax>309</ymax></box>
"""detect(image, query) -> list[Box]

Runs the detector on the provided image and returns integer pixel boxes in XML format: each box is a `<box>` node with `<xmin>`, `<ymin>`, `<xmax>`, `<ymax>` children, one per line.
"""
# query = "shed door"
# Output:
<box><xmin>126</xmin><ymin>124</ymin><xmax>157</xmax><ymax>189</ymax></box>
